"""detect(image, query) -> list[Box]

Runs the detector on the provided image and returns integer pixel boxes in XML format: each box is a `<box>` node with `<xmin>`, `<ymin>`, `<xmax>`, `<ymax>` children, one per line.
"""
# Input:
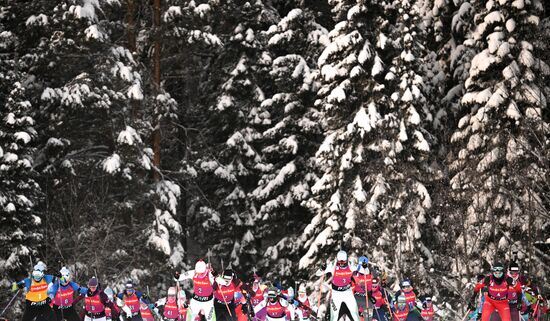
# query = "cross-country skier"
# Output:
<box><xmin>368</xmin><ymin>278</ymin><xmax>389</xmax><ymax>321</ymax></box>
<box><xmin>393</xmin><ymin>280</ymin><xmax>418</xmax><ymax>309</ymax></box>
<box><xmin>156</xmin><ymin>287</ymin><xmax>188</xmax><ymax>321</ymax></box>
<box><xmin>213</xmin><ymin>269</ymin><xmax>243</xmax><ymax>321</ymax></box>
<box><xmin>419</xmin><ymin>297</ymin><xmax>434</xmax><ymax>321</ymax></box>
<box><xmin>116</xmin><ymin>280</ymin><xmax>150</xmax><ymax>321</ymax></box>
<box><xmin>317</xmin><ymin>250</ymin><xmax>360</xmax><ymax>321</ymax></box>
<box><xmin>391</xmin><ymin>296</ymin><xmax>421</xmax><ymax>321</ymax></box>
<box><xmin>50</xmin><ymin>266</ymin><xmax>87</xmax><ymax>321</ymax></box>
<box><xmin>353</xmin><ymin>256</ymin><xmax>372</xmax><ymax>321</ymax></box>
<box><xmin>175</xmin><ymin>259</ymin><xmax>217</xmax><ymax>321</ymax></box>
<box><xmin>103</xmin><ymin>288</ymin><xmax>119</xmax><ymax>321</ymax></box>
<box><xmin>139</xmin><ymin>302</ymin><xmax>155</xmax><ymax>321</ymax></box>
<box><xmin>294</xmin><ymin>284</ymin><xmax>314</xmax><ymax>321</ymax></box>
<box><xmin>12</xmin><ymin>262</ymin><xmax>56</xmax><ymax>321</ymax></box>
<box><xmin>240</xmin><ymin>274</ymin><xmax>266</xmax><ymax>321</ymax></box>
<box><xmin>506</xmin><ymin>262</ymin><xmax>524</xmax><ymax>321</ymax></box>
<box><xmin>83</xmin><ymin>277</ymin><xmax>119</xmax><ymax>321</ymax></box>
<box><xmin>471</xmin><ymin>262</ymin><xmax>521</xmax><ymax>321</ymax></box>
<box><xmin>262</xmin><ymin>288</ymin><xmax>289</xmax><ymax>321</ymax></box>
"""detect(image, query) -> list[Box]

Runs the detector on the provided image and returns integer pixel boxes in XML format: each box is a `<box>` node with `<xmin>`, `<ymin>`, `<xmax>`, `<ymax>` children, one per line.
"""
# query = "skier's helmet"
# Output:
<box><xmin>88</xmin><ymin>277</ymin><xmax>99</xmax><ymax>292</ymax></box>
<box><xmin>195</xmin><ymin>260</ymin><xmax>207</xmax><ymax>274</ymax></box>
<box><xmin>492</xmin><ymin>262</ymin><xmax>505</xmax><ymax>279</ymax></box>
<box><xmin>168</xmin><ymin>287</ymin><xmax>177</xmax><ymax>296</ymax></box>
<box><xmin>400</xmin><ymin>279</ymin><xmax>412</xmax><ymax>290</ymax></box>
<box><xmin>223</xmin><ymin>269</ymin><xmax>234</xmax><ymax>283</ymax></box>
<box><xmin>423</xmin><ymin>296</ymin><xmax>433</xmax><ymax>308</ymax></box>
<box><xmin>125</xmin><ymin>280</ymin><xmax>135</xmax><ymax>294</ymax></box>
<box><xmin>36</xmin><ymin>261</ymin><xmax>47</xmax><ymax>272</ymax></box>
<box><xmin>508</xmin><ymin>262</ymin><xmax>519</xmax><ymax>274</ymax></box>
<box><xmin>336</xmin><ymin>250</ymin><xmax>348</xmax><ymax>267</ymax></box>
<box><xmin>59</xmin><ymin>267</ymin><xmax>71</xmax><ymax>284</ymax></box>
<box><xmin>267</xmin><ymin>288</ymin><xmax>278</xmax><ymax>302</ymax></box>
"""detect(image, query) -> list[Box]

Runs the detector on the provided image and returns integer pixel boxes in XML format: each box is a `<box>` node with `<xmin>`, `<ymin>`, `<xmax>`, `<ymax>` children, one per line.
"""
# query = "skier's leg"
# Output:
<box><xmin>495</xmin><ymin>301</ymin><xmax>510</xmax><ymax>321</ymax></box>
<box><xmin>337</xmin><ymin>303</ymin><xmax>350</xmax><ymax>321</ymax></box>
<box><xmin>66</xmin><ymin>307</ymin><xmax>82</xmax><ymax>321</ymax></box>
<box><xmin>52</xmin><ymin>306</ymin><xmax>62</xmax><ymax>321</ymax></box>
<box><xmin>21</xmin><ymin>303</ymin><xmax>35</xmax><ymax>321</ymax></box>
<box><xmin>354</xmin><ymin>295</ymin><xmax>366</xmax><ymax>321</ymax></box>
<box><xmin>342</xmin><ymin>292</ymin><xmax>360</xmax><ymax>321</ymax></box>
<box><xmin>481</xmin><ymin>299</ymin><xmax>497</xmax><ymax>321</ymax></box>
<box><xmin>204</xmin><ymin>300</ymin><xmax>216</xmax><ymax>321</ymax></box>
<box><xmin>340</xmin><ymin>302</ymin><xmax>360</xmax><ymax>321</ymax></box>
<box><xmin>330</xmin><ymin>291</ymin><xmax>344</xmax><ymax>321</ymax></box>
<box><xmin>187</xmin><ymin>299</ymin><xmax>201</xmax><ymax>321</ymax></box>
<box><xmin>214</xmin><ymin>302</ymin><xmax>227</xmax><ymax>321</ymax></box>
<box><xmin>510</xmin><ymin>308</ymin><xmax>519</xmax><ymax>321</ymax></box>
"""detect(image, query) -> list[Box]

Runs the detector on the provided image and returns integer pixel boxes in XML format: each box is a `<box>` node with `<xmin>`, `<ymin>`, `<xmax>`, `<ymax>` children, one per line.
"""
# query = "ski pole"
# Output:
<box><xmin>220</xmin><ymin>258</ymin><xmax>233</xmax><ymax>318</ymax></box>
<box><xmin>382</xmin><ymin>289</ymin><xmax>393</xmax><ymax>320</ymax></box>
<box><xmin>364</xmin><ymin>273</ymin><xmax>370</xmax><ymax>320</ymax></box>
<box><xmin>0</xmin><ymin>289</ymin><xmax>20</xmax><ymax>318</ymax></box>
<box><xmin>461</xmin><ymin>309</ymin><xmax>472</xmax><ymax>321</ymax></box>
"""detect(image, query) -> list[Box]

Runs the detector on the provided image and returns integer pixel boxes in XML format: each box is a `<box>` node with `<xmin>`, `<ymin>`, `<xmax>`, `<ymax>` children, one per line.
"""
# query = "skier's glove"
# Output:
<box><xmin>174</xmin><ymin>271</ymin><xmax>181</xmax><ymax>280</ymax></box>
<box><xmin>467</xmin><ymin>302</ymin><xmax>476</xmax><ymax>311</ymax></box>
<box><xmin>11</xmin><ymin>282</ymin><xmax>19</xmax><ymax>292</ymax></box>
<box><xmin>242</xmin><ymin>304</ymin><xmax>248</xmax><ymax>314</ymax></box>
<box><xmin>516</xmin><ymin>302</ymin><xmax>522</xmax><ymax>310</ymax></box>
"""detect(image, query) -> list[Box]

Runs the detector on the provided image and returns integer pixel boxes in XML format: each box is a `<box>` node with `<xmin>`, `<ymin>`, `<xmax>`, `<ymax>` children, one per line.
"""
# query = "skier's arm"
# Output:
<box><xmin>136</xmin><ymin>291</ymin><xmax>150</xmax><ymax>304</ymax></box>
<box><xmin>176</xmin><ymin>270</ymin><xmax>195</xmax><ymax>282</ymax></box>
<box><xmin>101</xmin><ymin>292</ymin><xmax>120</xmax><ymax>318</ymax></box>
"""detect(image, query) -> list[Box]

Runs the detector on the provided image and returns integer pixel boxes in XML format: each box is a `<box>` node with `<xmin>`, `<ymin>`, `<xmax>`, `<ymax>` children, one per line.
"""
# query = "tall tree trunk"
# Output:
<box><xmin>152</xmin><ymin>0</ymin><xmax>161</xmax><ymax>181</ymax></box>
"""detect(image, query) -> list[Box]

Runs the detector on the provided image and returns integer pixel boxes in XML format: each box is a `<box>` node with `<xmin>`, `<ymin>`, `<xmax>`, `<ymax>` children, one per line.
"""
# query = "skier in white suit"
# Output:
<box><xmin>175</xmin><ymin>260</ymin><xmax>217</xmax><ymax>321</ymax></box>
<box><xmin>317</xmin><ymin>250</ymin><xmax>360</xmax><ymax>321</ymax></box>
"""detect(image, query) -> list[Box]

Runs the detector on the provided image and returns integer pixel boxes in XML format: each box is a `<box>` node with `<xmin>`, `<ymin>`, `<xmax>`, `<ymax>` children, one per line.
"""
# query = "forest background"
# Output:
<box><xmin>1</xmin><ymin>0</ymin><xmax>549</xmax><ymax>319</ymax></box>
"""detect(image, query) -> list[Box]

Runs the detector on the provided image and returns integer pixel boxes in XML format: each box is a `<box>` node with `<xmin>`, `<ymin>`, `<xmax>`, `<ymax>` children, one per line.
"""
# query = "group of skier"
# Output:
<box><xmin>4</xmin><ymin>250</ymin><xmax>548</xmax><ymax>321</ymax></box>
<box><xmin>467</xmin><ymin>262</ymin><xmax>547</xmax><ymax>321</ymax></box>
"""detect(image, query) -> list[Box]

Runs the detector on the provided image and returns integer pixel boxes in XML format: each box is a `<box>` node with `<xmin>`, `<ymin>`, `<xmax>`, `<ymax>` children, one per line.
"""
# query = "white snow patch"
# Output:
<box><xmin>117</xmin><ymin>126</ymin><xmax>142</xmax><ymax>146</ymax></box>
<box><xmin>103</xmin><ymin>153</ymin><xmax>121</xmax><ymax>174</ymax></box>
<box><xmin>14</xmin><ymin>132</ymin><xmax>32</xmax><ymax>144</ymax></box>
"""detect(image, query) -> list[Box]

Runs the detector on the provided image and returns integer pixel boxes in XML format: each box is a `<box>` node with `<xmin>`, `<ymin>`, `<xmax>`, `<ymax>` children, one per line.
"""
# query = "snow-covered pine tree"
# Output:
<box><xmin>0</xmin><ymin>80</ymin><xmax>42</xmax><ymax>279</ymax></box>
<box><xmin>300</xmin><ymin>0</ymin><xmax>387</xmax><ymax>270</ymax></box>
<box><xmin>157</xmin><ymin>0</ymin><xmax>223</xmax><ymax>264</ymax></box>
<box><xmin>31</xmin><ymin>0</ymin><xmax>183</xmax><ymax>278</ymax></box>
<box><xmin>0</xmin><ymin>2</ymin><xmax>50</xmax><ymax>284</ymax></box>
<box><xmin>195</xmin><ymin>0</ymin><xmax>279</xmax><ymax>270</ymax></box>
<box><xmin>450</xmin><ymin>0</ymin><xmax>550</xmax><ymax>281</ymax></box>
<box><xmin>251</xmin><ymin>7</ymin><xmax>327</xmax><ymax>279</ymax></box>
<box><xmin>378</xmin><ymin>0</ymin><xmax>442</xmax><ymax>286</ymax></box>
<box><xmin>301</xmin><ymin>0</ymin><xmax>440</xmax><ymax>288</ymax></box>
